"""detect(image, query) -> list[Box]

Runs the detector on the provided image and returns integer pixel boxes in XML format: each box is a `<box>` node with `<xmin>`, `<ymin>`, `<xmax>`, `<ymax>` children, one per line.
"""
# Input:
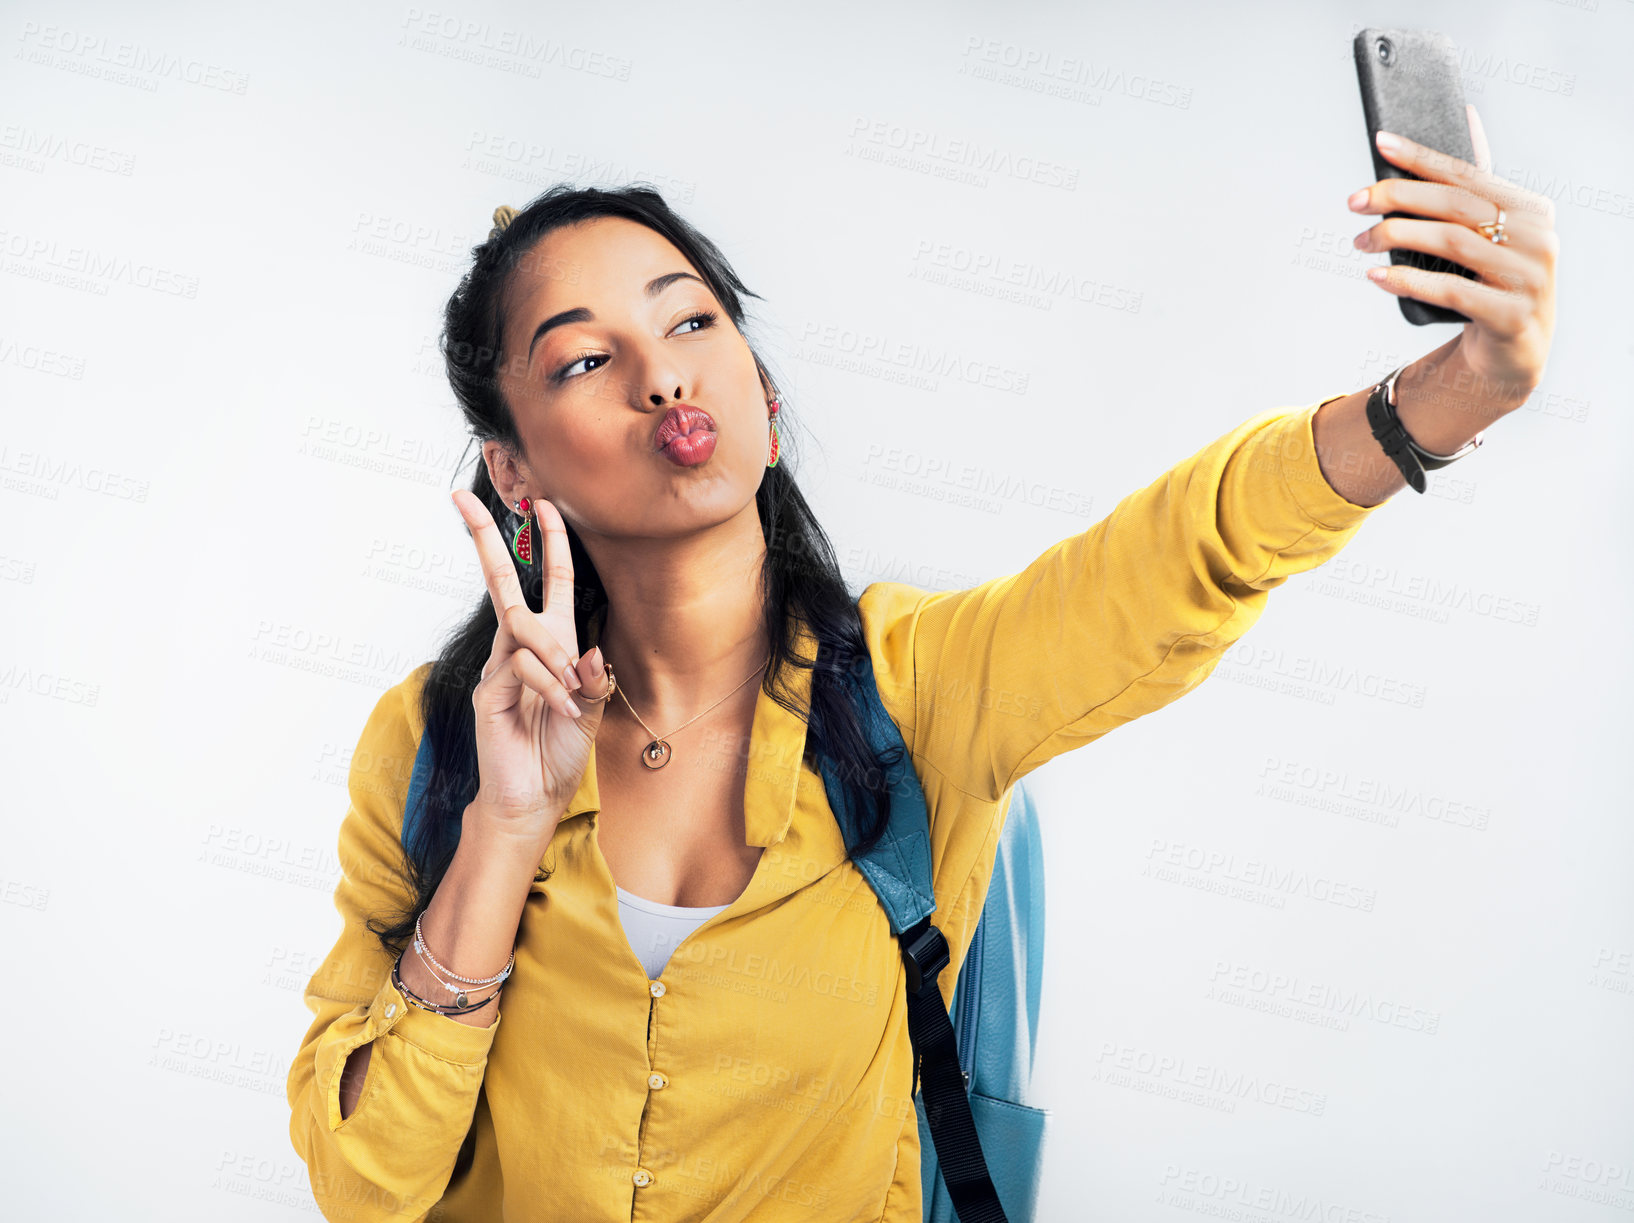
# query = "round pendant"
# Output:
<box><xmin>454</xmin><ymin>990</ymin><xmax>468</xmax><ymax>1008</ymax></box>
<box><xmin>642</xmin><ymin>739</ymin><xmax>672</xmax><ymax>769</ymax></box>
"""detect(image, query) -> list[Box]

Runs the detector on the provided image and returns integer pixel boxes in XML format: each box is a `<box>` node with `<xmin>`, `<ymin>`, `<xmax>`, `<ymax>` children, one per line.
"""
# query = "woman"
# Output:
<box><xmin>287</xmin><ymin>114</ymin><xmax>1557</xmax><ymax>1221</ymax></box>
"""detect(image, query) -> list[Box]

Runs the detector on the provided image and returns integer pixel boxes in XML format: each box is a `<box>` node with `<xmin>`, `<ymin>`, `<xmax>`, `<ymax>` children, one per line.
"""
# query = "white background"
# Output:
<box><xmin>3</xmin><ymin>0</ymin><xmax>1630</xmax><ymax>1219</ymax></box>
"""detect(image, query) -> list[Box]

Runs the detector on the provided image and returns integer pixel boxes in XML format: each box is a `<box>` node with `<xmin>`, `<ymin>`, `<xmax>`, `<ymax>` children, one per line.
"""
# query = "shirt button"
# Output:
<box><xmin>649</xmin><ymin>980</ymin><xmax>666</xmax><ymax>998</ymax></box>
<box><xmin>632</xmin><ymin>1168</ymin><xmax>654</xmax><ymax>1187</ymax></box>
<box><xmin>384</xmin><ymin>1003</ymin><xmax>396</xmax><ymax>1018</ymax></box>
<box><xmin>648</xmin><ymin>1072</ymin><xmax>668</xmax><ymax>1090</ymax></box>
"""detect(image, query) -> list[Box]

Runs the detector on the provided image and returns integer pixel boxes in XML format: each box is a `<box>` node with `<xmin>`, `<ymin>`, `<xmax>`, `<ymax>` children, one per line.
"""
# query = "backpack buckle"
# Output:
<box><xmin>901</xmin><ymin>918</ymin><xmax>949</xmax><ymax>996</ymax></box>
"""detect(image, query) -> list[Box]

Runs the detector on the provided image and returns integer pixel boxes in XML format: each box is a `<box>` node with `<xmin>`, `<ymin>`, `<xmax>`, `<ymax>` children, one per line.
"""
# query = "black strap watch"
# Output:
<box><xmin>1365</xmin><ymin>365</ymin><xmax>1486</xmax><ymax>494</ymax></box>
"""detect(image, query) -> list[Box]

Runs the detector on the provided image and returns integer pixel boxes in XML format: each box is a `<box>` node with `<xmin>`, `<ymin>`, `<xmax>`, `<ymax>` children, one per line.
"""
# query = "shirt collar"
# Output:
<box><xmin>559</xmin><ymin>604</ymin><xmax>816</xmax><ymax>849</ymax></box>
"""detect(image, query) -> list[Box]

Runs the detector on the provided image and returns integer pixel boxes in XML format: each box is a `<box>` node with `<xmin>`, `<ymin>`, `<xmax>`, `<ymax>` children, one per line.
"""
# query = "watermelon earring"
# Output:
<box><xmin>766</xmin><ymin>397</ymin><xmax>781</xmax><ymax>468</ymax></box>
<box><xmin>509</xmin><ymin>498</ymin><xmax>534</xmax><ymax>566</ymax></box>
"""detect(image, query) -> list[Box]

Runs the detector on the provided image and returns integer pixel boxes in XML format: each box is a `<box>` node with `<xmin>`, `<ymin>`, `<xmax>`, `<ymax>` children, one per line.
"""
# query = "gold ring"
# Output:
<box><xmin>1475</xmin><ymin>204</ymin><xmax>1509</xmax><ymax>245</ymax></box>
<box><xmin>576</xmin><ymin>663</ymin><xmax>617</xmax><ymax>704</ymax></box>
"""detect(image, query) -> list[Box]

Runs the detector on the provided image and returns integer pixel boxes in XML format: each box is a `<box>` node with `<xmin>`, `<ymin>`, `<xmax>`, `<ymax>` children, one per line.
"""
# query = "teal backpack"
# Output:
<box><xmin>402</xmin><ymin>648</ymin><xmax>1049</xmax><ymax>1222</ymax></box>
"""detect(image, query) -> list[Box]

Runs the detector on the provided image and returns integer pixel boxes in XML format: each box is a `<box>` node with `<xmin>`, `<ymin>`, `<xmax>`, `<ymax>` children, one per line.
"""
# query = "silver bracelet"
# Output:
<box><xmin>1380</xmin><ymin>364</ymin><xmax>1486</xmax><ymax>467</ymax></box>
<box><xmin>413</xmin><ymin>910</ymin><xmax>516</xmax><ymax>987</ymax></box>
<box><xmin>414</xmin><ymin>945</ymin><xmax>483</xmax><ymax>1004</ymax></box>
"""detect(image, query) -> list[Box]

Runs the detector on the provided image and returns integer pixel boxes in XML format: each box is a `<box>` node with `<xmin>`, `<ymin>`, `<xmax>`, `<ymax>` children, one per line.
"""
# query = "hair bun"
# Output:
<box><xmin>488</xmin><ymin>205</ymin><xmax>518</xmax><ymax>241</ymax></box>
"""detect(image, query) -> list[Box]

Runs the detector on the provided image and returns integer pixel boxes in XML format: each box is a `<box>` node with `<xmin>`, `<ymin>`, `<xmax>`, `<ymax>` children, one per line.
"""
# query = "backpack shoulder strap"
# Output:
<box><xmin>401</xmin><ymin>726</ymin><xmax>435</xmax><ymax>853</ymax></box>
<box><xmin>813</xmin><ymin>647</ymin><xmax>1011</xmax><ymax>1223</ymax></box>
<box><xmin>816</xmin><ymin>652</ymin><xmax>936</xmax><ymax>935</ymax></box>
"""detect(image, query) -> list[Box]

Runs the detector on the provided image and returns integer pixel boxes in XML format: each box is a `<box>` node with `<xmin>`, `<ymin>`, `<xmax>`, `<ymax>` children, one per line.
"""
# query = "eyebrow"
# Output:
<box><xmin>525</xmin><ymin>271</ymin><xmax>707</xmax><ymax>368</ymax></box>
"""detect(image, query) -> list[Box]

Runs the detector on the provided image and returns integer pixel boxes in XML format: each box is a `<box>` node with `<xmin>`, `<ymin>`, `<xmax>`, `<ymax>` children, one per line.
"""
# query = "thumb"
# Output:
<box><xmin>569</xmin><ymin>646</ymin><xmax>615</xmax><ymax>733</ymax></box>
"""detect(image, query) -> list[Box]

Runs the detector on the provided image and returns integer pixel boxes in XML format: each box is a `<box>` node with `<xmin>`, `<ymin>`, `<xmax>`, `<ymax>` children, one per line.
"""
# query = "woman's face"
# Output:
<box><xmin>490</xmin><ymin>215</ymin><xmax>770</xmax><ymax>540</ymax></box>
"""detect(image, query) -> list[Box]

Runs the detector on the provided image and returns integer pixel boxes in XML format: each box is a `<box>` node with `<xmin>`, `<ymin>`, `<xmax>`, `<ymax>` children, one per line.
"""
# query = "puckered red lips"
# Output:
<box><xmin>653</xmin><ymin>404</ymin><xmax>716</xmax><ymax>452</ymax></box>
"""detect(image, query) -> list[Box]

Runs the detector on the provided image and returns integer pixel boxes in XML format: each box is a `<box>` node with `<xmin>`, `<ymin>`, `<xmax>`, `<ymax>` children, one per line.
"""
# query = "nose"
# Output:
<box><xmin>630</xmin><ymin>335</ymin><xmax>690</xmax><ymax>407</ymax></box>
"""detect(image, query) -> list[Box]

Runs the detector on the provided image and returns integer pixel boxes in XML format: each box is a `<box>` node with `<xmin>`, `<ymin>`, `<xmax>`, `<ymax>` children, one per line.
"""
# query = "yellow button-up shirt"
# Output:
<box><xmin>289</xmin><ymin>396</ymin><xmax>1382</xmax><ymax>1221</ymax></box>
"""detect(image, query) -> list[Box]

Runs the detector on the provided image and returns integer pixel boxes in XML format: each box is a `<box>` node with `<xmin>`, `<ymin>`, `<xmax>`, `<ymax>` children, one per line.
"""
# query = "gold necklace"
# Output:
<box><xmin>610</xmin><ymin>654</ymin><xmax>770</xmax><ymax>769</ymax></box>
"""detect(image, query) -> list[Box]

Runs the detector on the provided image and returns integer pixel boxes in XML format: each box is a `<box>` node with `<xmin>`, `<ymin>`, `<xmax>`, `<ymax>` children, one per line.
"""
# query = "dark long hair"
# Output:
<box><xmin>368</xmin><ymin>183</ymin><xmax>901</xmax><ymax>959</ymax></box>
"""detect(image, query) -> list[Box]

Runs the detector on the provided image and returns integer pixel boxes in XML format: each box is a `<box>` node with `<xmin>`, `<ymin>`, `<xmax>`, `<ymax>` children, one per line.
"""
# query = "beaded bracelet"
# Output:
<box><xmin>414</xmin><ymin>945</ymin><xmax>496</xmax><ymax>1008</ymax></box>
<box><xmin>414</xmin><ymin>911</ymin><xmax>515</xmax><ymax>987</ymax></box>
<box><xmin>417</xmin><ymin>955</ymin><xmax>475</xmax><ymax>1006</ymax></box>
<box><xmin>392</xmin><ymin>955</ymin><xmax>502</xmax><ymax>1016</ymax></box>
<box><xmin>392</xmin><ymin>954</ymin><xmax>504</xmax><ymax>1016</ymax></box>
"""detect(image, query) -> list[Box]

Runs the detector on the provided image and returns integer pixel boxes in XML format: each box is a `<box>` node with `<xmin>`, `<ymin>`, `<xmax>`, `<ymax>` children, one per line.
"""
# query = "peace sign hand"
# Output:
<box><xmin>451</xmin><ymin>489</ymin><xmax>612</xmax><ymax>850</ymax></box>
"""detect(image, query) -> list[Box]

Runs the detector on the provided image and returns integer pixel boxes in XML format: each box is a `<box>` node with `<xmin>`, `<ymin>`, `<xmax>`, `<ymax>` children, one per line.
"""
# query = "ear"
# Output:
<box><xmin>1466</xmin><ymin>103</ymin><xmax>1492</xmax><ymax>175</ymax></box>
<box><xmin>481</xmin><ymin>439</ymin><xmax>532</xmax><ymax>508</ymax></box>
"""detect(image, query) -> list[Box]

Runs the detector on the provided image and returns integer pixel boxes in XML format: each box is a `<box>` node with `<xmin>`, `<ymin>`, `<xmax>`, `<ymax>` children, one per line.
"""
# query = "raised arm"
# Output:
<box><xmin>865</xmin><ymin>395</ymin><xmax>1384</xmax><ymax>803</ymax></box>
<box><xmin>287</xmin><ymin>668</ymin><xmax>500</xmax><ymax>1222</ymax></box>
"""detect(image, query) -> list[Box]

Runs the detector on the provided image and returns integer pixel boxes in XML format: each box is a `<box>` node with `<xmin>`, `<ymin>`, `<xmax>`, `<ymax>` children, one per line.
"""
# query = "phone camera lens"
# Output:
<box><xmin>1375</xmin><ymin>37</ymin><xmax>1394</xmax><ymax>66</ymax></box>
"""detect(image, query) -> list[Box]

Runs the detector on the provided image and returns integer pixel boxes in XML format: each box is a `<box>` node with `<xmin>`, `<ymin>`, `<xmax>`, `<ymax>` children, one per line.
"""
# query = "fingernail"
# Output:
<box><xmin>565</xmin><ymin>663</ymin><xmax>582</xmax><ymax>689</ymax></box>
<box><xmin>1375</xmin><ymin>130</ymin><xmax>1402</xmax><ymax>153</ymax></box>
<box><xmin>565</xmin><ymin>700</ymin><xmax>583</xmax><ymax>718</ymax></box>
<box><xmin>1347</xmin><ymin>188</ymin><xmax>1369</xmax><ymax>211</ymax></box>
<box><xmin>587</xmin><ymin>647</ymin><xmax>603</xmax><ymax>675</ymax></box>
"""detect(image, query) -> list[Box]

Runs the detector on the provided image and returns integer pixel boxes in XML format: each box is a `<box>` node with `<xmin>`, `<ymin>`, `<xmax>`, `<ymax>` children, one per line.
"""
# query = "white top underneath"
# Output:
<box><xmin>615</xmin><ymin>885</ymin><xmax>730</xmax><ymax>981</ymax></box>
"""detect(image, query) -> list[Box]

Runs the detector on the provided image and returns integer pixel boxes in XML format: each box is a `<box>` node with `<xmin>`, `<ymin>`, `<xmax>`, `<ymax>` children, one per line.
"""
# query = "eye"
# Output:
<box><xmin>553</xmin><ymin>351</ymin><xmax>606</xmax><ymax>382</ymax></box>
<box><xmin>670</xmin><ymin>309</ymin><xmax>719</xmax><ymax>336</ymax></box>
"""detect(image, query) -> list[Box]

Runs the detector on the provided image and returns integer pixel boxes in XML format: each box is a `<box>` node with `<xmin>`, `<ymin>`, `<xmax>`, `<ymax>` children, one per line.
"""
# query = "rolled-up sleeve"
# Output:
<box><xmin>287</xmin><ymin>666</ymin><xmax>500</xmax><ymax>1221</ymax></box>
<box><xmin>902</xmin><ymin>395</ymin><xmax>1383</xmax><ymax>800</ymax></box>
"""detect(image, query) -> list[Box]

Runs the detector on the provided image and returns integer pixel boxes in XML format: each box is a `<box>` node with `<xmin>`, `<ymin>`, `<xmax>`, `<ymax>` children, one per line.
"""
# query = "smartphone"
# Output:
<box><xmin>1352</xmin><ymin>28</ymin><xmax>1478</xmax><ymax>326</ymax></box>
